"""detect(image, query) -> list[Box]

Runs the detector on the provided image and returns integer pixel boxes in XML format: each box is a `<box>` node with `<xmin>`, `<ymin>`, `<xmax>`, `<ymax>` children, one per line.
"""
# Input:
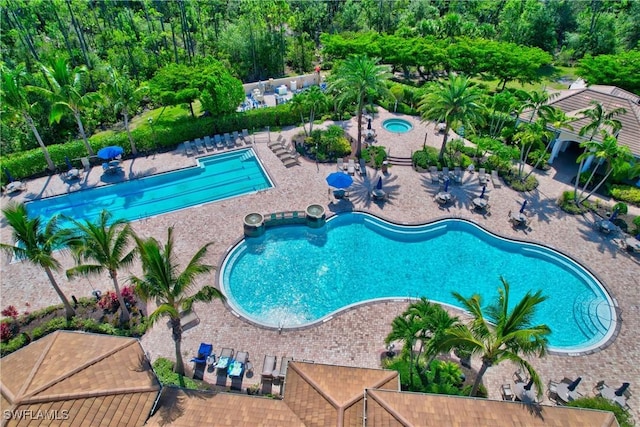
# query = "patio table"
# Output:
<box><xmin>556</xmin><ymin>382</ymin><xmax>582</xmax><ymax>404</ymax></box>
<box><xmin>600</xmin><ymin>386</ymin><xmax>628</xmax><ymax>407</ymax></box>
<box><xmin>514</xmin><ymin>382</ymin><xmax>538</xmax><ymax>404</ymax></box>
<box><xmin>472</xmin><ymin>197</ymin><xmax>488</xmax><ymax>209</ymax></box>
<box><xmin>598</xmin><ymin>220</ymin><xmax>616</xmax><ymax>233</ymax></box>
<box><xmin>436</xmin><ymin>192</ymin><xmax>451</xmax><ymax>204</ymax></box>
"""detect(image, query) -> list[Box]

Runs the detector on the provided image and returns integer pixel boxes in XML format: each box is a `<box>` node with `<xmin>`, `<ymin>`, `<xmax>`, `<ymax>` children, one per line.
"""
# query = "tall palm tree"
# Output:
<box><xmin>523</xmin><ymin>106</ymin><xmax>574</xmax><ymax>180</ymax></box>
<box><xmin>1</xmin><ymin>65</ymin><xmax>56</xmax><ymax>171</ymax></box>
<box><xmin>329</xmin><ymin>55</ymin><xmax>392</xmax><ymax>158</ymax></box>
<box><xmin>0</xmin><ymin>203</ymin><xmax>75</xmax><ymax>320</ymax></box>
<box><xmin>34</xmin><ymin>58</ymin><xmax>101</xmax><ymax>156</ymax></box>
<box><xmin>304</xmin><ymin>85</ymin><xmax>329</xmax><ymax>135</ymax></box>
<box><xmin>439</xmin><ymin>277</ymin><xmax>550</xmax><ymax>398</ymax></box>
<box><xmin>574</xmin><ymin>101</ymin><xmax>626</xmax><ymax>203</ymax></box>
<box><xmin>101</xmin><ymin>67</ymin><xmax>148</xmax><ymax>156</ymax></box>
<box><xmin>520</xmin><ymin>89</ymin><xmax>557</xmax><ymax>122</ymax></box>
<box><xmin>386</xmin><ymin>314</ymin><xmax>422</xmax><ymax>386</ymax></box>
<box><xmin>131</xmin><ymin>227</ymin><xmax>224</xmax><ymax>376</ymax></box>
<box><xmin>418</xmin><ymin>74</ymin><xmax>484</xmax><ymax>161</ymax></box>
<box><xmin>65</xmin><ymin>210</ymin><xmax>136</xmax><ymax>325</ymax></box>
<box><xmin>576</xmin><ymin>132</ymin><xmax>633</xmax><ymax>204</ymax></box>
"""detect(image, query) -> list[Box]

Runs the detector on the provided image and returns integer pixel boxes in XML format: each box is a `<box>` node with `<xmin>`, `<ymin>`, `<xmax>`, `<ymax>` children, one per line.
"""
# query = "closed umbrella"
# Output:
<box><xmin>326</xmin><ymin>172</ymin><xmax>353</xmax><ymax>189</ymax></box>
<box><xmin>524</xmin><ymin>377</ymin><xmax>534</xmax><ymax>391</ymax></box>
<box><xmin>519</xmin><ymin>200</ymin><xmax>528</xmax><ymax>214</ymax></box>
<box><xmin>3</xmin><ymin>167</ymin><xmax>15</xmax><ymax>183</ymax></box>
<box><xmin>97</xmin><ymin>146</ymin><xmax>124</xmax><ymax>160</ymax></box>
<box><xmin>567</xmin><ymin>377</ymin><xmax>582</xmax><ymax>392</ymax></box>
<box><xmin>376</xmin><ymin>176</ymin><xmax>383</xmax><ymax>190</ymax></box>
<box><xmin>443</xmin><ymin>177</ymin><xmax>449</xmax><ymax>192</ymax></box>
<box><xmin>367</xmin><ymin>118</ymin><xmax>372</xmax><ymax>130</ymax></box>
<box><xmin>615</xmin><ymin>382</ymin><xmax>630</xmax><ymax>397</ymax></box>
<box><xmin>480</xmin><ymin>185</ymin><xmax>486</xmax><ymax>198</ymax></box>
<box><xmin>609</xmin><ymin>208</ymin><xmax>619</xmax><ymax>222</ymax></box>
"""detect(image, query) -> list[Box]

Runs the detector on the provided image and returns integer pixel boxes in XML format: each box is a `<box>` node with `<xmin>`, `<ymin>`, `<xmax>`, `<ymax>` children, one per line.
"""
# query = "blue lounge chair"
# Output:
<box><xmin>190</xmin><ymin>343</ymin><xmax>213</xmax><ymax>364</ymax></box>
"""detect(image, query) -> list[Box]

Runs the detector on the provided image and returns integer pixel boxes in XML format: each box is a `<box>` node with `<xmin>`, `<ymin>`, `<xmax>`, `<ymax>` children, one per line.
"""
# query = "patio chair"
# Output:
<box><xmin>215</xmin><ymin>347</ymin><xmax>234</xmax><ymax>371</ymax></box>
<box><xmin>478</xmin><ymin>168</ymin><xmax>488</xmax><ymax>185</ymax></box>
<box><xmin>277</xmin><ymin>356</ymin><xmax>293</xmax><ymax>382</ymax></box>
<box><xmin>453</xmin><ymin>167</ymin><xmax>463</xmax><ymax>184</ymax></box>
<box><xmin>491</xmin><ymin>170</ymin><xmax>502</xmax><ymax>187</ymax></box>
<box><xmin>430</xmin><ymin>166</ymin><xmax>439</xmax><ymax>184</ymax></box>
<box><xmin>501</xmin><ymin>383</ymin><xmax>514</xmax><ymax>401</ymax></box>
<box><xmin>204</xmin><ymin>135</ymin><xmax>215</xmax><ymax>151</ymax></box>
<box><xmin>214</xmin><ymin>134</ymin><xmax>225</xmax><ymax>149</ymax></box>
<box><xmin>224</xmin><ymin>133</ymin><xmax>234</xmax><ymax>148</ymax></box>
<box><xmin>261</xmin><ymin>355</ymin><xmax>277</xmax><ymax>381</ymax></box>
<box><xmin>229</xmin><ymin>351</ymin><xmax>249</xmax><ymax>378</ymax></box>
<box><xmin>241</xmin><ymin>129</ymin><xmax>250</xmax><ymax>144</ymax></box>
<box><xmin>359</xmin><ymin>158</ymin><xmax>367</xmax><ymax>176</ymax></box>
<box><xmin>283</xmin><ymin>157</ymin><xmax>300</xmax><ymax>168</ymax></box>
<box><xmin>184</xmin><ymin>141</ymin><xmax>194</xmax><ymax>156</ymax></box>
<box><xmin>232</xmin><ymin>131</ymin><xmax>240</xmax><ymax>146</ymax></box>
<box><xmin>347</xmin><ymin>159</ymin><xmax>356</xmax><ymax>175</ymax></box>
<box><xmin>190</xmin><ymin>343</ymin><xmax>213</xmax><ymax>365</ymax></box>
<box><xmin>548</xmin><ymin>380</ymin><xmax>559</xmax><ymax>402</ymax></box>
<box><xmin>337</xmin><ymin>158</ymin><xmax>345</xmax><ymax>171</ymax></box>
<box><xmin>194</xmin><ymin>138</ymin><xmax>205</xmax><ymax>154</ymax></box>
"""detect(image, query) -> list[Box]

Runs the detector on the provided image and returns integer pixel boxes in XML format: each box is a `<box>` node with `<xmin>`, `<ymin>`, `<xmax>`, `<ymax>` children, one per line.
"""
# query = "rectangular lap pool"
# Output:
<box><xmin>26</xmin><ymin>149</ymin><xmax>273</xmax><ymax>224</ymax></box>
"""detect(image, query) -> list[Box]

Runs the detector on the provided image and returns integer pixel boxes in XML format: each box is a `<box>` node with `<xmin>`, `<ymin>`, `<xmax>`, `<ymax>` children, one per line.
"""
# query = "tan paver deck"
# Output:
<box><xmin>1</xmin><ymin>109</ymin><xmax>638</xmax><ymax>420</ymax></box>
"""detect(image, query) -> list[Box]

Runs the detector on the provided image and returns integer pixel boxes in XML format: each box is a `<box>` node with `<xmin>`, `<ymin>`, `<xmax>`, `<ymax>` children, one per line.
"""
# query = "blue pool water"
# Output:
<box><xmin>221</xmin><ymin>213</ymin><xmax>615</xmax><ymax>352</ymax></box>
<box><xmin>26</xmin><ymin>149</ymin><xmax>272</xmax><ymax>225</ymax></box>
<box><xmin>382</xmin><ymin>118</ymin><xmax>413</xmax><ymax>133</ymax></box>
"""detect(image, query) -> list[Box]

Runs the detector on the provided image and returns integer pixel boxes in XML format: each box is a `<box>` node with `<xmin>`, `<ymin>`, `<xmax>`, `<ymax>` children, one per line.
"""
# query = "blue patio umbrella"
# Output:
<box><xmin>519</xmin><ymin>200</ymin><xmax>528</xmax><ymax>214</ymax></box>
<box><xmin>3</xmin><ymin>167</ymin><xmax>15</xmax><ymax>183</ymax></box>
<box><xmin>443</xmin><ymin>177</ymin><xmax>449</xmax><ymax>192</ymax></box>
<box><xmin>567</xmin><ymin>377</ymin><xmax>582</xmax><ymax>392</ymax></box>
<box><xmin>480</xmin><ymin>185</ymin><xmax>486</xmax><ymax>198</ymax></box>
<box><xmin>376</xmin><ymin>176</ymin><xmax>383</xmax><ymax>190</ymax></box>
<box><xmin>97</xmin><ymin>145</ymin><xmax>124</xmax><ymax>160</ymax></box>
<box><xmin>65</xmin><ymin>156</ymin><xmax>74</xmax><ymax>170</ymax></box>
<box><xmin>609</xmin><ymin>208</ymin><xmax>619</xmax><ymax>222</ymax></box>
<box><xmin>326</xmin><ymin>172</ymin><xmax>353</xmax><ymax>189</ymax></box>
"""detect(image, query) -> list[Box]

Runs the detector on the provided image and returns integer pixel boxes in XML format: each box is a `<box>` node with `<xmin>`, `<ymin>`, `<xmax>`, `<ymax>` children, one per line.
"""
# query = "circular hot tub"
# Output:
<box><xmin>243</xmin><ymin>213</ymin><xmax>265</xmax><ymax>237</ymax></box>
<box><xmin>382</xmin><ymin>118</ymin><xmax>413</xmax><ymax>133</ymax></box>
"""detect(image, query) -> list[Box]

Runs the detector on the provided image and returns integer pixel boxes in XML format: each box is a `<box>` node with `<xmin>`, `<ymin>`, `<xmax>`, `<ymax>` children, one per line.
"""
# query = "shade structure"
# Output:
<box><xmin>519</xmin><ymin>200</ymin><xmax>528</xmax><ymax>214</ymax></box>
<box><xmin>376</xmin><ymin>176</ymin><xmax>383</xmax><ymax>190</ymax></box>
<box><xmin>97</xmin><ymin>146</ymin><xmax>124</xmax><ymax>160</ymax></box>
<box><xmin>567</xmin><ymin>377</ymin><xmax>582</xmax><ymax>392</ymax></box>
<box><xmin>326</xmin><ymin>172</ymin><xmax>353</xmax><ymax>189</ymax></box>
<box><xmin>480</xmin><ymin>185</ymin><xmax>486</xmax><ymax>198</ymax></box>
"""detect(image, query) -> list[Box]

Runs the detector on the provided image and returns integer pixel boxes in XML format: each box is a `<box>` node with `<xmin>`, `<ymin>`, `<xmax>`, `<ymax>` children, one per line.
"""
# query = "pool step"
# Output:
<box><xmin>387</xmin><ymin>156</ymin><xmax>413</xmax><ymax>167</ymax></box>
<box><xmin>572</xmin><ymin>292</ymin><xmax>610</xmax><ymax>340</ymax></box>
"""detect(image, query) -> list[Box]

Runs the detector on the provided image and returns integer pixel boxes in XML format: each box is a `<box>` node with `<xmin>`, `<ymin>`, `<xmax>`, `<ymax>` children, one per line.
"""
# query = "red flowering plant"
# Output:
<box><xmin>1</xmin><ymin>322</ymin><xmax>17</xmax><ymax>342</ymax></box>
<box><xmin>97</xmin><ymin>286</ymin><xmax>137</xmax><ymax>313</ymax></box>
<box><xmin>1</xmin><ymin>305</ymin><xmax>19</xmax><ymax>319</ymax></box>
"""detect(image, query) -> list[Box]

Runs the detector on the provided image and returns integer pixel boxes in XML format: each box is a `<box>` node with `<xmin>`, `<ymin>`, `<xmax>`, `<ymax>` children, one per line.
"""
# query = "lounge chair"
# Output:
<box><xmin>241</xmin><ymin>129</ymin><xmax>250</xmax><ymax>144</ymax></box>
<box><xmin>337</xmin><ymin>158</ymin><xmax>345</xmax><ymax>171</ymax></box>
<box><xmin>501</xmin><ymin>383</ymin><xmax>514</xmax><ymax>401</ymax></box>
<box><xmin>429</xmin><ymin>166</ymin><xmax>439</xmax><ymax>184</ymax></box>
<box><xmin>359</xmin><ymin>158</ymin><xmax>367</xmax><ymax>176</ymax></box>
<box><xmin>224</xmin><ymin>133</ymin><xmax>234</xmax><ymax>148</ymax></box>
<box><xmin>548</xmin><ymin>380</ymin><xmax>559</xmax><ymax>402</ymax></box>
<box><xmin>283</xmin><ymin>157</ymin><xmax>300</xmax><ymax>168</ymax></box>
<box><xmin>204</xmin><ymin>135</ymin><xmax>214</xmax><ymax>151</ymax></box>
<box><xmin>261</xmin><ymin>354</ymin><xmax>277</xmax><ymax>380</ymax></box>
<box><xmin>190</xmin><ymin>343</ymin><xmax>213</xmax><ymax>365</ymax></box>
<box><xmin>453</xmin><ymin>167</ymin><xmax>463</xmax><ymax>184</ymax></box>
<box><xmin>347</xmin><ymin>159</ymin><xmax>356</xmax><ymax>175</ymax></box>
<box><xmin>215</xmin><ymin>347</ymin><xmax>234</xmax><ymax>371</ymax></box>
<box><xmin>232</xmin><ymin>131</ymin><xmax>240</xmax><ymax>146</ymax></box>
<box><xmin>491</xmin><ymin>170</ymin><xmax>502</xmax><ymax>187</ymax></box>
<box><xmin>184</xmin><ymin>141</ymin><xmax>194</xmax><ymax>156</ymax></box>
<box><xmin>277</xmin><ymin>356</ymin><xmax>293</xmax><ymax>382</ymax></box>
<box><xmin>228</xmin><ymin>351</ymin><xmax>248</xmax><ymax>378</ymax></box>
<box><xmin>194</xmin><ymin>138</ymin><xmax>205</xmax><ymax>153</ymax></box>
<box><xmin>442</xmin><ymin>167</ymin><xmax>450</xmax><ymax>179</ymax></box>
<box><xmin>214</xmin><ymin>134</ymin><xmax>225</xmax><ymax>149</ymax></box>
<box><xmin>478</xmin><ymin>168</ymin><xmax>487</xmax><ymax>185</ymax></box>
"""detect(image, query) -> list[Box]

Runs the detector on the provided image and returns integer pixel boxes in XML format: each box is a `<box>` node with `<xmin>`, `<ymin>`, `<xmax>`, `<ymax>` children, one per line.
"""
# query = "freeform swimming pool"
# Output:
<box><xmin>221</xmin><ymin>213</ymin><xmax>616</xmax><ymax>352</ymax></box>
<box><xmin>26</xmin><ymin>149</ymin><xmax>272</xmax><ymax>224</ymax></box>
<box><xmin>382</xmin><ymin>118</ymin><xmax>413</xmax><ymax>133</ymax></box>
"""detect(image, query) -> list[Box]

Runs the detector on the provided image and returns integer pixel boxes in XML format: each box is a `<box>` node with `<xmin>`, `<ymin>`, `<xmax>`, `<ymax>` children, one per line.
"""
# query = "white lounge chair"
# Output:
<box><xmin>347</xmin><ymin>159</ymin><xmax>356</xmax><ymax>175</ymax></box>
<box><xmin>204</xmin><ymin>135</ymin><xmax>214</xmax><ymax>151</ymax></box>
<box><xmin>337</xmin><ymin>158</ymin><xmax>345</xmax><ymax>171</ymax></box>
<box><xmin>429</xmin><ymin>166</ymin><xmax>439</xmax><ymax>183</ymax></box>
<box><xmin>478</xmin><ymin>168</ymin><xmax>488</xmax><ymax>185</ymax></box>
<box><xmin>491</xmin><ymin>170</ymin><xmax>502</xmax><ymax>187</ymax></box>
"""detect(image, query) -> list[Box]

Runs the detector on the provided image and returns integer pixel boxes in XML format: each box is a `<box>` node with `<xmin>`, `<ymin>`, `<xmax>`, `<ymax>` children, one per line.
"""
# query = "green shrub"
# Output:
<box><xmin>0</xmin><ymin>333</ymin><xmax>30</xmax><ymax>357</ymax></box>
<box><xmin>527</xmin><ymin>149</ymin><xmax>550</xmax><ymax>168</ymax></box>
<box><xmin>502</xmin><ymin>169</ymin><xmax>539</xmax><ymax>192</ymax></box>
<box><xmin>609</xmin><ymin>184</ymin><xmax>640</xmax><ymax>206</ymax></box>
<box><xmin>412</xmin><ymin>146</ymin><xmax>439</xmax><ymax>169</ymax></box>
<box><xmin>362</xmin><ymin>145</ymin><xmax>388</xmax><ymax>168</ymax></box>
<box><xmin>152</xmin><ymin>358</ymin><xmax>200</xmax><ymax>390</ymax></box>
<box><xmin>461</xmin><ymin>384</ymin><xmax>488</xmax><ymax>398</ymax></box>
<box><xmin>558</xmin><ymin>191</ymin><xmax>589</xmax><ymax>214</ymax></box>
<box><xmin>566</xmin><ymin>397</ymin><xmax>633</xmax><ymax>427</ymax></box>
<box><xmin>632</xmin><ymin>216</ymin><xmax>640</xmax><ymax>235</ymax></box>
<box><xmin>31</xmin><ymin>317</ymin><xmax>72</xmax><ymax>340</ymax></box>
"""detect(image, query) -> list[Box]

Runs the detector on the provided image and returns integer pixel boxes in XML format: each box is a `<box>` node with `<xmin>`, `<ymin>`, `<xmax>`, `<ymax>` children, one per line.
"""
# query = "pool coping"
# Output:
<box><xmin>215</xmin><ymin>209</ymin><xmax>621</xmax><ymax>356</ymax></box>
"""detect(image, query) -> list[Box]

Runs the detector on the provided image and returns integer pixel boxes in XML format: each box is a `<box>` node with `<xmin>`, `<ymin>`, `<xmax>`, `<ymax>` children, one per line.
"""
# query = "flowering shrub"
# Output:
<box><xmin>1</xmin><ymin>306</ymin><xmax>19</xmax><ymax>318</ymax></box>
<box><xmin>97</xmin><ymin>286</ymin><xmax>137</xmax><ymax>312</ymax></box>
<box><xmin>1</xmin><ymin>322</ymin><xmax>16</xmax><ymax>342</ymax></box>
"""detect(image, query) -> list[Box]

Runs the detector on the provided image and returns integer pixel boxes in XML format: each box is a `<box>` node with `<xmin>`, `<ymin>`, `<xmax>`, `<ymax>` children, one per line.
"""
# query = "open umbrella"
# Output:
<box><xmin>97</xmin><ymin>146</ymin><xmax>124</xmax><ymax>160</ymax></box>
<box><xmin>326</xmin><ymin>172</ymin><xmax>353</xmax><ymax>189</ymax></box>
<box><xmin>519</xmin><ymin>200</ymin><xmax>528</xmax><ymax>214</ymax></box>
<box><xmin>567</xmin><ymin>377</ymin><xmax>582</xmax><ymax>392</ymax></box>
<box><xmin>376</xmin><ymin>176</ymin><xmax>383</xmax><ymax>190</ymax></box>
<box><xmin>480</xmin><ymin>185</ymin><xmax>486</xmax><ymax>198</ymax></box>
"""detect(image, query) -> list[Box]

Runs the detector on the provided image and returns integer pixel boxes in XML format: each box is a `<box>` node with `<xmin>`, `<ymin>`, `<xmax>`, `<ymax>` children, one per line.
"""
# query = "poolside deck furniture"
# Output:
<box><xmin>204</xmin><ymin>135</ymin><xmax>214</xmax><ymax>151</ymax></box>
<box><xmin>597</xmin><ymin>219</ymin><xmax>616</xmax><ymax>234</ymax></box>
<box><xmin>478</xmin><ymin>168</ymin><xmax>487</xmax><ymax>185</ymax></box>
<box><xmin>282</xmin><ymin>156</ymin><xmax>300</xmax><ymax>168</ymax></box>
<box><xmin>491</xmin><ymin>170</ymin><xmax>502</xmax><ymax>187</ymax></box>
<box><xmin>241</xmin><ymin>129</ymin><xmax>250</xmax><ymax>144</ymax></box>
<box><xmin>371</xmin><ymin>189</ymin><xmax>386</xmax><ymax>201</ymax></box>
<box><xmin>453</xmin><ymin>167</ymin><xmax>463</xmax><ymax>184</ymax></box>
<box><xmin>547</xmin><ymin>380</ymin><xmax>559</xmax><ymax>403</ymax></box>
<box><xmin>514</xmin><ymin>380</ymin><xmax>538</xmax><ymax>404</ymax></box>
<box><xmin>190</xmin><ymin>343</ymin><xmax>213</xmax><ymax>365</ymax></box>
<box><xmin>3</xmin><ymin>180</ymin><xmax>27</xmax><ymax>194</ymax></box>
<box><xmin>337</xmin><ymin>158</ymin><xmax>345</xmax><ymax>171</ymax></box>
<box><xmin>214</xmin><ymin>134</ymin><xmax>224</xmax><ymax>149</ymax></box>
<box><xmin>232</xmin><ymin>131</ymin><xmax>241</xmax><ymax>146</ymax></box>
<box><xmin>556</xmin><ymin>380</ymin><xmax>583</xmax><ymax>404</ymax></box>
<box><xmin>347</xmin><ymin>159</ymin><xmax>356</xmax><ymax>175</ymax></box>
<box><xmin>509</xmin><ymin>211</ymin><xmax>528</xmax><ymax>226</ymax></box>
<box><xmin>224</xmin><ymin>133</ymin><xmax>234</xmax><ymax>148</ymax></box>
<box><xmin>598</xmin><ymin>384</ymin><xmax>630</xmax><ymax>408</ymax></box>
<box><xmin>215</xmin><ymin>347</ymin><xmax>234</xmax><ymax>371</ymax></box>
<box><xmin>435</xmin><ymin>191</ymin><xmax>452</xmax><ymax>205</ymax></box>
<box><xmin>229</xmin><ymin>351</ymin><xmax>248</xmax><ymax>378</ymax></box>
<box><xmin>194</xmin><ymin>138</ymin><xmax>205</xmax><ymax>153</ymax></box>
<box><xmin>359</xmin><ymin>158</ymin><xmax>367</xmax><ymax>176</ymax></box>
<box><xmin>501</xmin><ymin>383</ymin><xmax>514</xmax><ymax>401</ymax></box>
<box><xmin>429</xmin><ymin>166</ymin><xmax>439</xmax><ymax>183</ymax></box>
<box><xmin>261</xmin><ymin>355</ymin><xmax>277</xmax><ymax>381</ymax></box>
<box><xmin>472</xmin><ymin>197</ymin><xmax>489</xmax><ymax>211</ymax></box>
<box><xmin>184</xmin><ymin>141</ymin><xmax>195</xmax><ymax>156</ymax></box>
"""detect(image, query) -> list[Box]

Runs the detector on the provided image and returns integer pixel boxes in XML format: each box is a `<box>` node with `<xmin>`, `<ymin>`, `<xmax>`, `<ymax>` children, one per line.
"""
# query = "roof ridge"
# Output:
<box><xmin>13</xmin><ymin>330</ymin><xmax>60</xmax><ymax>404</ymax></box>
<box><xmin>341</xmin><ymin>370</ymin><xmax>398</xmax><ymax>410</ymax></box>
<box><xmin>288</xmin><ymin>363</ymin><xmax>340</xmax><ymax>410</ymax></box>
<box><xmin>365</xmin><ymin>389</ymin><xmax>414</xmax><ymax>426</ymax></box>
<box><xmin>20</xmin><ymin>385</ymin><xmax>160</xmax><ymax>405</ymax></box>
<box><xmin>19</xmin><ymin>334</ymin><xmax>138</xmax><ymax>403</ymax></box>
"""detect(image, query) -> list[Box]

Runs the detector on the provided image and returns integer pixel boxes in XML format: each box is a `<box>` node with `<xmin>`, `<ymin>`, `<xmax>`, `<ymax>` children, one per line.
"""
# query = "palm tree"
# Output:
<box><xmin>576</xmin><ymin>132</ymin><xmax>633</xmax><ymax>204</ymax></box>
<box><xmin>1</xmin><ymin>65</ymin><xmax>56</xmax><ymax>171</ymax></box>
<box><xmin>131</xmin><ymin>227</ymin><xmax>225</xmax><ymax>376</ymax></box>
<box><xmin>439</xmin><ymin>277</ymin><xmax>550</xmax><ymax>398</ymax></box>
<box><xmin>329</xmin><ymin>55</ymin><xmax>392</xmax><ymax>158</ymax></box>
<box><xmin>34</xmin><ymin>58</ymin><xmax>101</xmax><ymax>156</ymax></box>
<box><xmin>386</xmin><ymin>313</ymin><xmax>422</xmax><ymax>386</ymax></box>
<box><xmin>0</xmin><ymin>203</ymin><xmax>75</xmax><ymax>320</ymax></box>
<box><xmin>418</xmin><ymin>74</ymin><xmax>484</xmax><ymax>161</ymax></box>
<box><xmin>304</xmin><ymin>85</ymin><xmax>329</xmax><ymax>135</ymax></box>
<box><xmin>520</xmin><ymin>89</ymin><xmax>557</xmax><ymax>123</ymax></box>
<box><xmin>574</xmin><ymin>101</ymin><xmax>626</xmax><ymax>203</ymax></box>
<box><xmin>65</xmin><ymin>210</ymin><xmax>136</xmax><ymax>325</ymax></box>
<box><xmin>523</xmin><ymin>106</ymin><xmax>574</xmax><ymax>180</ymax></box>
<box><xmin>101</xmin><ymin>67</ymin><xmax>148</xmax><ymax>156</ymax></box>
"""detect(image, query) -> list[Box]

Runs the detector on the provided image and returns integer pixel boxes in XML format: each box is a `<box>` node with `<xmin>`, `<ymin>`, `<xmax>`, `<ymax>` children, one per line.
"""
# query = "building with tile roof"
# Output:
<box><xmin>0</xmin><ymin>331</ymin><xmax>160</xmax><ymax>427</ymax></box>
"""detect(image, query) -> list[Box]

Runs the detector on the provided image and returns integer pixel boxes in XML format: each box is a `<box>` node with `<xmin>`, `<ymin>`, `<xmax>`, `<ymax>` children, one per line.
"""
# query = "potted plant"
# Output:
<box><xmin>247</xmin><ymin>383</ymin><xmax>260</xmax><ymax>395</ymax></box>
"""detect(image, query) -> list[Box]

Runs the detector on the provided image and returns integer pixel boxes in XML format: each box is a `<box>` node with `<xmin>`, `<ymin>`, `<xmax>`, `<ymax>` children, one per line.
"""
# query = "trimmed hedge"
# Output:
<box><xmin>1</xmin><ymin>104</ymin><xmax>302</xmax><ymax>184</ymax></box>
<box><xmin>609</xmin><ymin>184</ymin><xmax>640</xmax><ymax>206</ymax></box>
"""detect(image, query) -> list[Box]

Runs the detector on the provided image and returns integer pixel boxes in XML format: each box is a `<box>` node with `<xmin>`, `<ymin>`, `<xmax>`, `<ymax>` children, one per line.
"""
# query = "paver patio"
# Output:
<box><xmin>1</xmin><ymin>108</ymin><xmax>638</xmax><ymax>420</ymax></box>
